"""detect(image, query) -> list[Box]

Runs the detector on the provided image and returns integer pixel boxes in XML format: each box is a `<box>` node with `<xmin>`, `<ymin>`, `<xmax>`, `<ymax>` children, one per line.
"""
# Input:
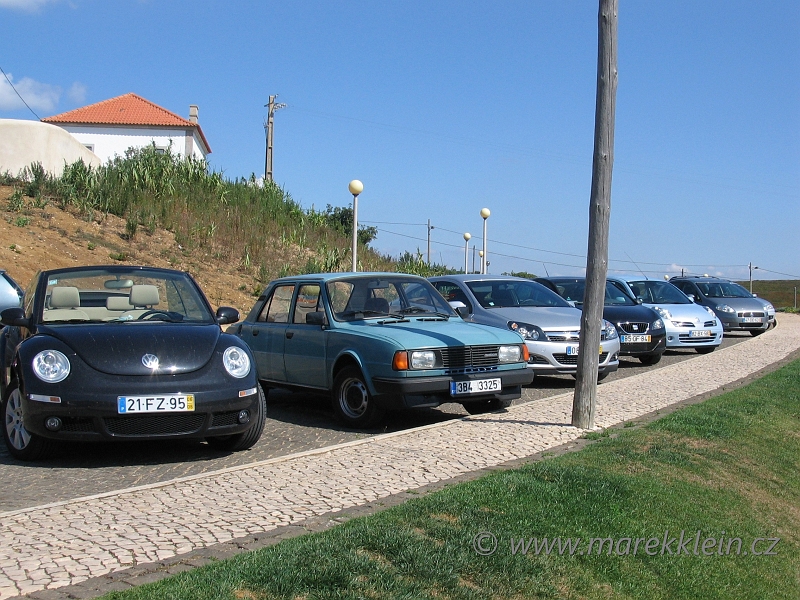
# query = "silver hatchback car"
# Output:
<box><xmin>607</xmin><ymin>276</ymin><xmax>723</xmax><ymax>353</ymax></box>
<box><xmin>429</xmin><ymin>275</ymin><xmax>620</xmax><ymax>380</ymax></box>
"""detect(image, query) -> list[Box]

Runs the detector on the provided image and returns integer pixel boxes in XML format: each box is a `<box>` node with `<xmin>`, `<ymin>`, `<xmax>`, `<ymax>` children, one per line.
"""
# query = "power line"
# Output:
<box><xmin>0</xmin><ymin>65</ymin><xmax>41</xmax><ymax>120</ymax></box>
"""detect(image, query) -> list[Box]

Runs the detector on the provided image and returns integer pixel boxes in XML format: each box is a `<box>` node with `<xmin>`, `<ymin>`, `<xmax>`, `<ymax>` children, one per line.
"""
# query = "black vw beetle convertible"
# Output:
<box><xmin>0</xmin><ymin>265</ymin><xmax>265</xmax><ymax>460</ymax></box>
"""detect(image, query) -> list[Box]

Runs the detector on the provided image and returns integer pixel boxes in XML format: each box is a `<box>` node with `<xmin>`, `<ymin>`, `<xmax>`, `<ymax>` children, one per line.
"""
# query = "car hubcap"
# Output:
<box><xmin>339</xmin><ymin>377</ymin><xmax>369</xmax><ymax>419</ymax></box>
<box><xmin>4</xmin><ymin>388</ymin><xmax>31</xmax><ymax>450</ymax></box>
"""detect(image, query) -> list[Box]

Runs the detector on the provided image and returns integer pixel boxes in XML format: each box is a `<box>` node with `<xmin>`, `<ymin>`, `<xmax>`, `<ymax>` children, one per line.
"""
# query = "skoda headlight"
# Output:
<box><xmin>498</xmin><ymin>345</ymin><xmax>522</xmax><ymax>363</ymax></box>
<box><xmin>652</xmin><ymin>318</ymin><xmax>664</xmax><ymax>331</ymax></box>
<box><xmin>602</xmin><ymin>319</ymin><xmax>618</xmax><ymax>340</ymax></box>
<box><xmin>223</xmin><ymin>346</ymin><xmax>251</xmax><ymax>378</ymax></box>
<box><xmin>508</xmin><ymin>321</ymin><xmax>545</xmax><ymax>341</ymax></box>
<box><xmin>33</xmin><ymin>350</ymin><xmax>70</xmax><ymax>383</ymax></box>
<box><xmin>717</xmin><ymin>304</ymin><xmax>735</xmax><ymax>314</ymax></box>
<box><xmin>410</xmin><ymin>350</ymin><xmax>437</xmax><ymax>369</ymax></box>
<box><xmin>654</xmin><ymin>307</ymin><xmax>672</xmax><ymax>320</ymax></box>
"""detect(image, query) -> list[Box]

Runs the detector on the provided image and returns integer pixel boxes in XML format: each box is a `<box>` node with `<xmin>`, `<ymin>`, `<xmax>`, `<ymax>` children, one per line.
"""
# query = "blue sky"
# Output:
<box><xmin>1</xmin><ymin>0</ymin><xmax>798</xmax><ymax>281</ymax></box>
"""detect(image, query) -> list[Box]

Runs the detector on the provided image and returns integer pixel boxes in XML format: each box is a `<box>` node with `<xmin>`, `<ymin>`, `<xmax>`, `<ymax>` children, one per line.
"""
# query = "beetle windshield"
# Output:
<box><xmin>326</xmin><ymin>276</ymin><xmax>456</xmax><ymax>321</ymax></box>
<box><xmin>627</xmin><ymin>280</ymin><xmax>691</xmax><ymax>305</ymax></box>
<box><xmin>40</xmin><ymin>267</ymin><xmax>215</xmax><ymax>324</ymax></box>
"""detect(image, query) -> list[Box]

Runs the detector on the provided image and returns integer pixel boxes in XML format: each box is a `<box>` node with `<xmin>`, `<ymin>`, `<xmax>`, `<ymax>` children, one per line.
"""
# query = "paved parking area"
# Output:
<box><xmin>0</xmin><ymin>336</ymin><xmax>748</xmax><ymax>513</ymax></box>
<box><xmin>2</xmin><ymin>319</ymin><xmax>798</xmax><ymax>599</ymax></box>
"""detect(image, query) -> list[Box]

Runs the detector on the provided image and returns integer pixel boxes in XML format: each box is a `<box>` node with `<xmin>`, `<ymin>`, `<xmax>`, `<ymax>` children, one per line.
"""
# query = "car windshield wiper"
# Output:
<box><xmin>338</xmin><ymin>309</ymin><xmax>405</xmax><ymax>320</ymax></box>
<box><xmin>400</xmin><ymin>307</ymin><xmax>450</xmax><ymax>319</ymax></box>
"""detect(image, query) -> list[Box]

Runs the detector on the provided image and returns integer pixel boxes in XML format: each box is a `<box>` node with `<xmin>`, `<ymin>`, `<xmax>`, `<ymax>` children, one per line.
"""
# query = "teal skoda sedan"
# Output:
<box><xmin>229</xmin><ymin>273</ymin><xmax>533</xmax><ymax>427</ymax></box>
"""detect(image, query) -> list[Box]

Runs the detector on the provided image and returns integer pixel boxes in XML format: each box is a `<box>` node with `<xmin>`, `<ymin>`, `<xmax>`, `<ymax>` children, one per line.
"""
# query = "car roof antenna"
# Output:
<box><xmin>625</xmin><ymin>252</ymin><xmax>648</xmax><ymax>280</ymax></box>
<box><xmin>541</xmin><ymin>262</ymin><xmax>550</xmax><ymax>277</ymax></box>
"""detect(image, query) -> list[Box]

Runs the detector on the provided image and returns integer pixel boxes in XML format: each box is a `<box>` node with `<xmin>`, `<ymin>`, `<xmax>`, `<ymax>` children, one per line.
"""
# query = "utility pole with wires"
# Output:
<box><xmin>427</xmin><ymin>219</ymin><xmax>435</xmax><ymax>266</ymax></box>
<box><xmin>264</xmin><ymin>95</ymin><xmax>287</xmax><ymax>182</ymax></box>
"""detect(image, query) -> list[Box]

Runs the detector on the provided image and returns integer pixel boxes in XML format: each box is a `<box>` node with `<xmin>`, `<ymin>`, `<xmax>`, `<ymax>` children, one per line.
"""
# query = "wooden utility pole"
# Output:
<box><xmin>264</xmin><ymin>95</ymin><xmax>286</xmax><ymax>182</ymax></box>
<box><xmin>573</xmin><ymin>0</ymin><xmax>618</xmax><ymax>429</ymax></box>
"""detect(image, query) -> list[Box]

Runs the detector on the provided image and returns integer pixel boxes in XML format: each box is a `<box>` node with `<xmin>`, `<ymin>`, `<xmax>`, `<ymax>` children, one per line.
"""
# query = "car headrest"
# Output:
<box><xmin>50</xmin><ymin>287</ymin><xmax>81</xmax><ymax>309</ymax></box>
<box><xmin>107</xmin><ymin>296</ymin><xmax>134</xmax><ymax>311</ymax></box>
<box><xmin>129</xmin><ymin>285</ymin><xmax>160</xmax><ymax>307</ymax></box>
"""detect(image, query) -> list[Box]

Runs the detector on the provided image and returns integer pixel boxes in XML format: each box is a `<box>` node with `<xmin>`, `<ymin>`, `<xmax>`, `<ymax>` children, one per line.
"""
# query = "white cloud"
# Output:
<box><xmin>68</xmin><ymin>81</ymin><xmax>87</xmax><ymax>104</ymax></box>
<box><xmin>0</xmin><ymin>0</ymin><xmax>60</xmax><ymax>11</ymax></box>
<box><xmin>0</xmin><ymin>72</ymin><xmax>61</xmax><ymax>112</ymax></box>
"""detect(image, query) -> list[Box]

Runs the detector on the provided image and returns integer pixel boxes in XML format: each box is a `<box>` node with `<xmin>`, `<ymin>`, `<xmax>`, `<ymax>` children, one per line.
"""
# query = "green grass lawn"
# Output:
<box><xmin>103</xmin><ymin>360</ymin><xmax>800</xmax><ymax>600</ymax></box>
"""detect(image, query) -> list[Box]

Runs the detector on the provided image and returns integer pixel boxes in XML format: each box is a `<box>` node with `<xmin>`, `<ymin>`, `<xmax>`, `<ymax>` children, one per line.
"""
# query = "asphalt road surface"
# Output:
<box><xmin>0</xmin><ymin>333</ymin><xmax>752</xmax><ymax>513</ymax></box>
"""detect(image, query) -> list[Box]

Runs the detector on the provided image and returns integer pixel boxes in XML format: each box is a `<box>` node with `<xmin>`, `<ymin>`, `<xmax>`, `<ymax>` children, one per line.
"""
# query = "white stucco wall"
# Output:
<box><xmin>0</xmin><ymin>119</ymin><xmax>101</xmax><ymax>177</ymax></box>
<box><xmin>60</xmin><ymin>125</ymin><xmax>208</xmax><ymax>164</ymax></box>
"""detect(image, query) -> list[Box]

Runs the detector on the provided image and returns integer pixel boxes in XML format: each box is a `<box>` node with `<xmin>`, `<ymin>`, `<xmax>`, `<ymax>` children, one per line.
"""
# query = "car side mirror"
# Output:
<box><xmin>635</xmin><ymin>297</ymin><xmax>643</xmax><ymax>304</ymax></box>
<box><xmin>448</xmin><ymin>300</ymin><xmax>470</xmax><ymax>319</ymax></box>
<box><xmin>685</xmin><ymin>294</ymin><xmax>695</xmax><ymax>302</ymax></box>
<box><xmin>1</xmin><ymin>307</ymin><xmax>29</xmax><ymax>328</ymax></box>
<box><xmin>216</xmin><ymin>306</ymin><xmax>240</xmax><ymax>325</ymax></box>
<box><xmin>752</xmin><ymin>293</ymin><xmax>758</xmax><ymax>297</ymax></box>
<box><xmin>306</xmin><ymin>311</ymin><xmax>328</xmax><ymax>326</ymax></box>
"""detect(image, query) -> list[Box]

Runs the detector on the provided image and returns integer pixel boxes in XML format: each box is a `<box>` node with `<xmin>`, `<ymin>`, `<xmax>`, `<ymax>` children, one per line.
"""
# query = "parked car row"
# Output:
<box><xmin>0</xmin><ymin>266</ymin><xmax>776</xmax><ymax>462</ymax></box>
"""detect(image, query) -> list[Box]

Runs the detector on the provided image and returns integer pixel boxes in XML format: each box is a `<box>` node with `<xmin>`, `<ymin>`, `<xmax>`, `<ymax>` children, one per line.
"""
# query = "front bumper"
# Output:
<box><xmin>663</xmin><ymin>321</ymin><xmax>724</xmax><ymax>349</ymax></box>
<box><xmin>616</xmin><ymin>331</ymin><xmax>666</xmax><ymax>356</ymax></box>
<box><xmin>716</xmin><ymin>312</ymin><xmax>769</xmax><ymax>332</ymax></box>
<box><xmin>524</xmin><ymin>338</ymin><xmax>621</xmax><ymax>375</ymax></box>
<box><xmin>20</xmin><ymin>367</ymin><xmax>261</xmax><ymax>442</ymax></box>
<box><xmin>372</xmin><ymin>367</ymin><xmax>533</xmax><ymax>410</ymax></box>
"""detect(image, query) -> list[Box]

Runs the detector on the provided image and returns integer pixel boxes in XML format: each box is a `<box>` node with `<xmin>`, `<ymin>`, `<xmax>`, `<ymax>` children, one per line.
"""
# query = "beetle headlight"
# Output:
<box><xmin>498</xmin><ymin>345</ymin><xmax>522</xmax><ymax>363</ymax></box>
<box><xmin>33</xmin><ymin>350</ymin><xmax>71</xmax><ymax>383</ymax></box>
<box><xmin>410</xmin><ymin>350</ymin><xmax>437</xmax><ymax>369</ymax></box>
<box><xmin>223</xmin><ymin>346</ymin><xmax>251</xmax><ymax>378</ymax></box>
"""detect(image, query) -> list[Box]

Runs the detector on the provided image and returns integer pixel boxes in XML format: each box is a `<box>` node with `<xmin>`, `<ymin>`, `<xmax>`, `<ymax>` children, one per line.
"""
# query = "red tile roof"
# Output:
<box><xmin>42</xmin><ymin>93</ymin><xmax>210</xmax><ymax>153</ymax></box>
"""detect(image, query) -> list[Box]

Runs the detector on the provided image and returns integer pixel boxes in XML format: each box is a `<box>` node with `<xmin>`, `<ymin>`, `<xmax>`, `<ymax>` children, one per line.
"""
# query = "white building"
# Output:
<box><xmin>42</xmin><ymin>93</ymin><xmax>211</xmax><ymax>164</ymax></box>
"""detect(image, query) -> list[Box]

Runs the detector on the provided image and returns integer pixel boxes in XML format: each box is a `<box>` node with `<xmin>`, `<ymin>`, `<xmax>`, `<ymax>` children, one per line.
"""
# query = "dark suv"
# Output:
<box><xmin>669</xmin><ymin>276</ymin><xmax>770</xmax><ymax>335</ymax></box>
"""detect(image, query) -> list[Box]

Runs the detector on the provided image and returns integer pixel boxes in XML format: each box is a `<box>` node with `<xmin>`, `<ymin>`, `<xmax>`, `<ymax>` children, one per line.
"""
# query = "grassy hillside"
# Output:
<box><xmin>735</xmin><ymin>280</ymin><xmax>799</xmax><ymax>311</ymax></box>
<box><xmin>1</xmin><ymin>149</ymin><xmax>454</xmax><ymax>284</ymax></box>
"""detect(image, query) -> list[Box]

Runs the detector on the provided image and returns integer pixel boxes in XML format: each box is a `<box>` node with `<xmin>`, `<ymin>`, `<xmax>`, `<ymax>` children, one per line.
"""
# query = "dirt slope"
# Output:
<box><xmin>1</xmin><ymin>186</ymin><xmax>259</xmax><ymax>316</ymax></box>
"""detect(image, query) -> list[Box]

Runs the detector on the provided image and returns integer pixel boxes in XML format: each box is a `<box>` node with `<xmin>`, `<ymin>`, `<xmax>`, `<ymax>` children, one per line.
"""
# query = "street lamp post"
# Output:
<box><xmin>349</xmin><ymin>180</ymin><xmax>364</xmax><ymax>272</ymax></box>
<box><xmin>463</xmin><ymin>233</ymin><xmax>471</xmax><ymax>274</ymax></box>
<box><xmin>480</xmin><ymin>208</ymin><xmax>490</xmax><ymax>274</ymax></box>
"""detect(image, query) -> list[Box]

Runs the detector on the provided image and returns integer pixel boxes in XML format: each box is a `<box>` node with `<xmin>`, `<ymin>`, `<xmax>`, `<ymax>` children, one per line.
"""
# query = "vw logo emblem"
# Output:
<box><xmin>142</xmin><ymin>354</ymin><xmax>160</xmax><ymax>369</ymax></box>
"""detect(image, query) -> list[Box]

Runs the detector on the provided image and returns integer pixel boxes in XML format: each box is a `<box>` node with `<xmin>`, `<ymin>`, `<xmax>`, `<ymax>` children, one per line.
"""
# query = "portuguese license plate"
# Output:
<box><xmin>450</xmin><ymin>378</ymin><xmax>501</xmax><ymax>396</ymax></box>
<box><xmin>117</xmin><ymin>394</ymin><xmax>195</xmax><ymax>414</ymax></box>
<box><xmin>742</xmin><ymin>317</ymin><xmax>761</xmax><ymax>323</ymax></box>
<box><xmin>690</xmin><ymin>329</ymin><xmax>712</xmax><ymax>338</ymax></box>
<box><xmin>621</xmin><ymin>334</ymin><xmax>651</xmax><ymax>344</ymax></box>
<box><xmin>566</xmin><ymin>345</ymin><xmax>603</xmax><ymax>356</ymax></box>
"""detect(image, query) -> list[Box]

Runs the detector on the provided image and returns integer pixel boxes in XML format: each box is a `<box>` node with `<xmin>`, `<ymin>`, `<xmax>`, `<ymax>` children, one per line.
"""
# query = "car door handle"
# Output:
<box><xmin>286</xmin><ymin>331</ymin><xmax>294</xmax><ymax>339</ymax></box>
<box><xmin>252</xmin><ymin>329</ymin><xmax>259</xmax><ymax>336</ymax></box>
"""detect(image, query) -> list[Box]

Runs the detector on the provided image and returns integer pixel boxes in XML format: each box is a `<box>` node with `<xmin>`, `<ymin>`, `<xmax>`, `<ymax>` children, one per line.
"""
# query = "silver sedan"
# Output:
<box><xmin>429</xmin><ymin>275</ymin><xmax>620</xmax><ymax>380</ymax></box>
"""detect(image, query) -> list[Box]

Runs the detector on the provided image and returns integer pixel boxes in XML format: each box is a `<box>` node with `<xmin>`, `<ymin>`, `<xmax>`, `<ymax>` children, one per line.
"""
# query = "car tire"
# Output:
<box><xmin>331</xmin><ymin>366</ymin><xmax>384</xmax><ymax>428</ymax></box>
<box><xmin>463</xmin><ymin>398</ymin><xmax>513</xmax><ymax>415</ymax></box>
<box><xmin>696</xmin><ymin>346</ymin><xmax>716</xmax><ymax>354</ymax></box>
<box><xmin>750</xmin><ymin>329</ymin><xmax>765</xmax><ymax>337</ymax></box>
<box><xmin>206</xmin><ymin>384</ymin><xmax>267</xmax><ymax>452</ymax></box>
<box><xmin>638</xmin><ymin>353</ymin><xmax>662</xmax><ymax>365</ymax></box>
<box><xmin>597</xmin><ymin>371</ymin><xmax>610</xmax><ymax>382</ymax></box>
<box><xmin>2</xmin><ymin>381</ymin><xmax>54</xmax><ymax>461</ymax></box>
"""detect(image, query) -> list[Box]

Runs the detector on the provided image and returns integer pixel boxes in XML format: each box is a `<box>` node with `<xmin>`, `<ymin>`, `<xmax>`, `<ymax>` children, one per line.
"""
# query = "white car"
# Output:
<box><xmin>608</xmin><ymin>276</ymin><xmax>723</xmax><ymax>354</ymax></box>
